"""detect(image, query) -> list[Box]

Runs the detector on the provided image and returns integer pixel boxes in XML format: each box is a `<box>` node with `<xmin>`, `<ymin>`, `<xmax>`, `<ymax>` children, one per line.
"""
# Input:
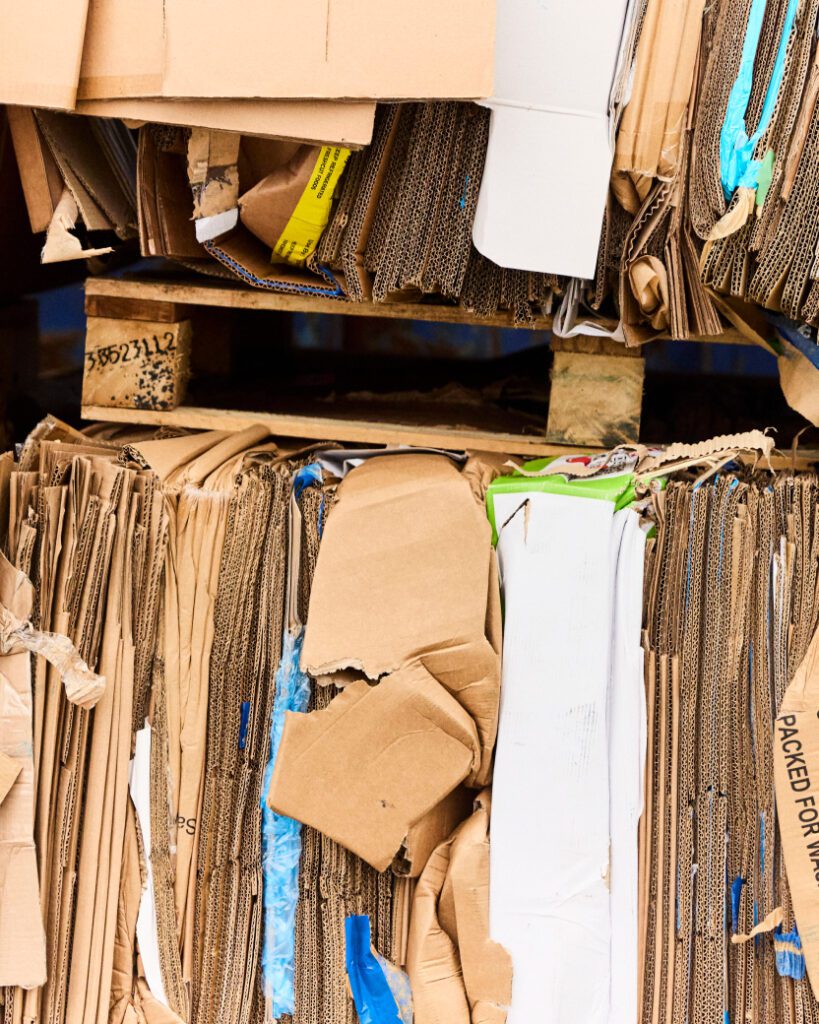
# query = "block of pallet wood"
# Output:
<box><xmin>546</xmin><ymin>342</ymin><xmax>645</xmax><ymax>447</ymax></box>
<box><xmin>82</xmin><ymin>316</ymin><xmax>192</xmax><ymax>411</ymax></box>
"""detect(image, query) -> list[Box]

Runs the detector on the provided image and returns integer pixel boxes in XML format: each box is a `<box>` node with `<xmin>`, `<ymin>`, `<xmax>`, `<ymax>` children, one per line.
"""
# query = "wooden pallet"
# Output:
<box><xmin>79</xmin><ymin>271</ymin><xmax>755</xmax><ymax>455</ymax></box>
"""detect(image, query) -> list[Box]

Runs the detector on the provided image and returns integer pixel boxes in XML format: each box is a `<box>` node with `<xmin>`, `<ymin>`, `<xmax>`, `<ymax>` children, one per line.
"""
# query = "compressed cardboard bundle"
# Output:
<box><xmin>638</xmin><ymin>467</ymin><xmax>819</xmax><ymax>1024</ymax></box>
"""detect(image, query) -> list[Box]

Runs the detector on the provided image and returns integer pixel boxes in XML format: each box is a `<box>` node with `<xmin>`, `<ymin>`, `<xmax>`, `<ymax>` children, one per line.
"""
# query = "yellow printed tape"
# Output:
<box><xmin>272</xmin><ymin>145</ymin><xmax>351</xmax><ymax>267</ymax></box>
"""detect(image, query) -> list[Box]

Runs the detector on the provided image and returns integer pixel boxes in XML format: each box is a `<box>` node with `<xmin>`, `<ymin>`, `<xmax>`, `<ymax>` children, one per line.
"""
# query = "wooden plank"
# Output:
<box><xmin>84</xmin><ymin>274</ymin><xmax>755</xmax><ymax>343</ymax></box>
<box><xmin>80</xmin><ymin>404</ymin><xmax>599</xmax><ymax>458</ymax></box>
<box><xmin>546</xmin><ymin>349</ymin><xmax>645</xmax><ymax>447</ymax></box>
<box><xmin>85</xmin><ymin>276</ymin><xmax>554</xmax><ymax>331</ymax></box>
<box><xmin>82</xmin><ymin>317</ymin><xmax>192</xmax><ymax>411</ymax></box>
<box><xmin>85</xmin><ymin>294</ymin><xmax>182</xmax><ymax>323</ymax></box>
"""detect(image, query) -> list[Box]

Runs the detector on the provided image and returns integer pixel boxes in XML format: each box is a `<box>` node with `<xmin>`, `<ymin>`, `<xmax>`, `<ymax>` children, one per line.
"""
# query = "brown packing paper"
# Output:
<box><xmin>774</xmin><ymin>624</ymin><xmax>819</xmax><ymax>999</ymax></box>
<box><xmin>777</xmin><ymin>341</ymin><xmax>819</xmax><ymax>427</ymax></box>
<box><xmin>239</xmin><ymin>145</ymin><xmax>320</xmax><ymax>250</ymax></box>
<box><xmin>268</xmin><ymin>662</ymin><xmax>480</xmax><ymax>872</ymax></box>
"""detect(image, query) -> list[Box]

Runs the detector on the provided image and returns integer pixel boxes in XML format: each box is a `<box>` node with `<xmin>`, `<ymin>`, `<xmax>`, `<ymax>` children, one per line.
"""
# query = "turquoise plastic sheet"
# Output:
<box><xmin>719</xmin><ymin>0</ymin><xmax>797</xmax><ymax>199</ymax></box>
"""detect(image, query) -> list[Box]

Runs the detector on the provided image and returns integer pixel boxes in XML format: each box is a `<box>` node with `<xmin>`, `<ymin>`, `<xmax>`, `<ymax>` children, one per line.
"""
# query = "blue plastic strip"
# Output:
<box><xmin>238</xmin><ymin>700</ymin><xmax>251</xmax><ymax>750</ymax></box>
<box><xmin>771</xmin><ymin>313</ymin><xmax>819</xmax><ymax>367</ymax></box>
<box><xmin>774</xmin><ymin>926</ymin><xmax>807</xmax><ymax>980</ymax></box>
<box><xmin>293</xmin><ymin>463</ymin><xmax>322</xmax><ymax>502</ymax></box>
<box><xmin>730</xmin><ymin>876</ymin><xmax>745</xmax><ymax>934</ymax></box>
<box><xmin>720</xmin><ymin>0</ymin><xmax>798</xmax><ymax>199</ymax></box>
<box><xmin>260</xmin><ymin>628</ymin><xmax>312</xmax><ymax>1016</ymax></box>
<box><xmin>345</xmin><ymin>916</ymin><xmax>405</xmax><ymax>1024</ymax></box>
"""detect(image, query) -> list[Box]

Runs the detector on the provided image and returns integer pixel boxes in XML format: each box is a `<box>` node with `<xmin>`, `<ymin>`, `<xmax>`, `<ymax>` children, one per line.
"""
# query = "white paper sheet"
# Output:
<box><xmin>492</xmin><ymin>490</ymin><xmax>616</xmax><ymax>1024</ymax></box>
<box><xmin>130</xmin><ymin>724</ymin><xmax>168</xmax><ymax>1007</ymax></box>
<box><xmin>491</xmin><ymin>491</ymin><xmax>646</xmax><ymax>1024</ymax></box>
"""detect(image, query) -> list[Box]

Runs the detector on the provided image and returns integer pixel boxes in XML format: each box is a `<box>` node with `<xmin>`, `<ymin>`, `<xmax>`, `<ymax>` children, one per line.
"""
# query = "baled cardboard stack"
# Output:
<box><xmin>9</xmin><ymin>420</ymin><xmax>819</xmax><ymax>1024</ymax></box>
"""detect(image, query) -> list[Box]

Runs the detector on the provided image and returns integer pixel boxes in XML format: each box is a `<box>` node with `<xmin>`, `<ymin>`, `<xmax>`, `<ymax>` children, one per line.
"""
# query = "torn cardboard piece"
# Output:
<box><xmin>777</xmin><ymin>338</ymin><xmax>819</xmax><ymax>427</ymax></box>
<box><xmin>41</xmin><ymin>189</ymin><xmax>114</xmax><ymax>264</ymax></box>
<box><xmin>774</xmin><ymin>624</ymin><xmax>819</xmax><ymax>1000</ymax></box>
<box><xmin>393</xmin><ymin>786</ymin><xmax>474</xmax><ymax>879</ymax></box>
<box><xmin>301</xmin><ymin>454</ymin><xmax>500</xmax><ymax>785</ymax></box>
<box><xmin>268</xmin><ymin>662</ymin><xmax>480</xmax><ymax>873</ymax></box>
<box><xmin>187</xmin><ymin>129</ymin><xmax>241</xmax><ymax>242</ymax></box>
<box><xmin>407</xmin><ymin>790</ymin><xmax>512</xmax><ymax>1024</ymax></box>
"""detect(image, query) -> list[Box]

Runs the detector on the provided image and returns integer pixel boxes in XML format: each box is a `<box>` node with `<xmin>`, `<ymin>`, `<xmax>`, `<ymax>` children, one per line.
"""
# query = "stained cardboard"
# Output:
<box><xmin>268</xmin><ymin>662</ymin><xmax>481</xmax><ymax>872</ymax></box>
<box><xmin>774</xmin><ymin>624</ymin><xmax>819</xmax><ymax>999</ymax></box>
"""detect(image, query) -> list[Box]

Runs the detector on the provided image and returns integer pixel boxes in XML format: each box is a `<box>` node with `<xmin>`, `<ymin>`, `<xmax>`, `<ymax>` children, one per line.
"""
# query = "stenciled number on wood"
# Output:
<box><xmin>86</xmin><ymin>331</ymin><xmax>177</xmax><ymax>372</ymax></box>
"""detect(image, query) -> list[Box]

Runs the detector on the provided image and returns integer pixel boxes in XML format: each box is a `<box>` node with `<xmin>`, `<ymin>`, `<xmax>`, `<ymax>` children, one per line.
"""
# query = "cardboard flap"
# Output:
<box><xmin>301</xmin><ymin>454</ymin><xmax>493</xmax><ymax>679</ymax></box>
<box><xmin>267</xmin><ymin>662</ymin><xmax>480</xmax><ymax>872</ymax></box>
<box><xmin>0</xmin><ymin>551</ymin><xmax>33</xmax><ymax>623</ymax></box>
<box><xmin>393</xmin><ymin>785</ymin><xmax>474</xmax><ymax>878</ymax></box>
<box><xmin>205</xmin><ymin>226</ymin><xmax>346</xmax><ymax>297</ymax></box>
<box><xmin>0</xmin><ymin>753</ymin><xmax>22</xmax><ymax>806</ymax></box>
<box><xmin>775</xmin><ymin>626</ymin><xmax>819</xmax><ymax>999</ymax></box>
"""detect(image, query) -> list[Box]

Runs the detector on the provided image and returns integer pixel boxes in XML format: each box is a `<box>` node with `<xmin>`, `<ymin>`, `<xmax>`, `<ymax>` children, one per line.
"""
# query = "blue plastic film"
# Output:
<box><xmin>720</xmin><ymin>0</ymin><xmax>798</xmax><ymax>199</ymax></box>
<box><xmin>774</xmin><ymin>926</ymin><xmax>806</xmax><ymax>980</ymax></box>
<box><xmin>345</xmin><ymin>915</ymin><xmax>411</xmax><ymax>1024</ymax></box>
<box><xmin>260</xmin><ymin>628</ymin><xmax>312</xmax><ymax>1017</ymax></box>
<box><xmin>730</xmin><ymin>876</ymin><xmax>745</xmax><ymax>935</ymax></box>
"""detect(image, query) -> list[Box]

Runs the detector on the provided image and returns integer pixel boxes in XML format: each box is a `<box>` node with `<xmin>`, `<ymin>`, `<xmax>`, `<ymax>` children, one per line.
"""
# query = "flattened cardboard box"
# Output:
<box><xmin>774</xmin><ymin>624</ymin><xmax>819</xmax><ymax>999</ymax></box>
<box><xmin>162</xmin><ymin>0</ymin><xmax>495</xmax><ymax>100</ymax></box>
<box><xmin>0</xmin><ymin>0</ymin><xmax>89</xmax><ymax>109</ymax></box>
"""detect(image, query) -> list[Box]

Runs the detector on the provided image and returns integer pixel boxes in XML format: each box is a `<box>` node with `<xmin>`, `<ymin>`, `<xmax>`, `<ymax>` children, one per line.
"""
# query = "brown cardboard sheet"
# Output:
<box><xmin>407</xmin><ymin>790</ymin><xmax>511</xmax><ymax>1024</ymax></box>
<box><xmin>5</xmin><ymin>108</ymin><xmax>64</xmax><ymax>234</ymax></box>
<box><xmin>0</xmin><ymin>0</ymin><xmax>89</xmax><ymax>109</ymax></box>
<box><xmin>0</xmin><ymin>556</ymin><xmax>46</xmax><ymax>991</ymax></box>
<box><xmin>269</xmin><ymin>662</ymin><xmax>480</xmax><ymax>872</ymax></box>
<box><xmin>78</xmin><ymin>98</ymin><xmax>376</xmax><ymax>148</ymax></box>
<box><xmin>775</xmin><ymin>624</ymin><xmax>819</xmax><ymax>999</ymax></box>
<box><xmin>300</xmin><ymin>453</ymin><xmax>499</xmax><ymax>783</ymax></box>
<box><xmin>161</xmin><ymin>0</ymin><xmax>495</xmax><ymax>101</ymax></box>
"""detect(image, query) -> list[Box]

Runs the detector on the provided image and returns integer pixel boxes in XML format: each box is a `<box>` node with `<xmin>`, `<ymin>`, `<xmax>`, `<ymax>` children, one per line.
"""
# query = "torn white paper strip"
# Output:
<box><xmin>130</xmin><ymin>724</ymin><xmax>168</xmax><ymax>1007</ymax></box>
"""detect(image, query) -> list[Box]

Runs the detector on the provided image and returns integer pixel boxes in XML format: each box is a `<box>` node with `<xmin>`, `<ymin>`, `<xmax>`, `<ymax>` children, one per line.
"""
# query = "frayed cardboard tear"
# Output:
<box><xmin>731</xmin><ymin>907</ymin><xmax>784</xmax><ymax>945</ymax></box>
<box><xmin>637</xmin><ymin>431</ymin><xmax>775</xmax><ymax>472</ymax></box>
<box><xmin>41</xmin><ymin>189</ymin><xmax>113</xmax><ymax>264</ymax></box>
<box><xmin>187</xmin><ymin>128</ymin><xmax>241</xmax><ymax>232</ymax></box>
<box><xmin>0</xmin><ymin>605</ymin><xmax>106</xmax><ymax>710</ymax></box>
